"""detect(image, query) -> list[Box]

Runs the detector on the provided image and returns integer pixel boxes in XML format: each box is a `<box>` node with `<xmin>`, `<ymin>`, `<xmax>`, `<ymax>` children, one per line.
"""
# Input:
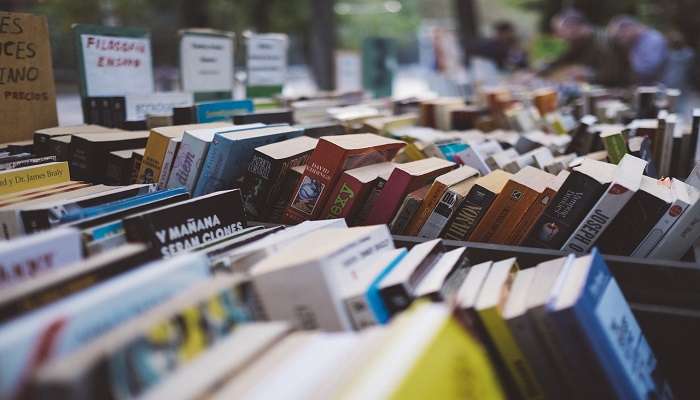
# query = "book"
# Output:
<box><xmin>34</xmin><ymin>125</ymin><xmax>115</xmax><ymax>156</ymax></box>
<box><xmin>561</xmin><ymin>155</ymin><xmax>647</xmax><ymax>254</ymax></box>
<box><xmin>441</xmin><ymin>170</ymin><xmax>512</xmax><ymax>242</ymax></box>
<box><xmin>0</xmin><ymin>243</ymin><xmax>150</xmax><ymax>322</ymax></box>
<box><xmin>598</xmin><ymin>176</ymin><xmax>673</xmax><ymax>256</ymax></box>
<box><xmin>123</xmin><ymin>189</ymin><xmax>247</xmax><ymax>257</ymax></box>
<box><xmin>269</xmin><ymin>164</ymin><xmax>305</xmax><ymax>223</ymax></box>
<box><xmin>470</xmin><ymin>167</ymin><xmax>557</xmax><ymax>245</ymax></box>
<box><xmin>600</xmin><ymin>127</ymin><xmax>628</xmax><ymax>164</ymax></box>
<box><xmin>320</xmin><ymin>161</ymin><xmax>395</xmax><ymax>222</ymax></box>
<box><xmin>647</xmin><ymin>183</ymin><xmax>700</xmax><ymax>260</ymax></box>
<box><xmin>475</xmin><ymin>258</ymin><xmax>544</xmax><ymax>400</ymax></box>
<box><xmin>485</xmin><ymin>148</ymin><xmax>518</xmax><ymax>171</ymax></box>
<box><xmin>389</xmin><ymin>185</ymin><xmax>430</xmax><ymax>235</ymax></box>
<box><xmin>377</xmin><ymin>239</ymin><xmax>443</xmax><ymax>318</ymax></box>
<box><xmin>413</xmin><ymin>247</ymin><xmax>467</xmax><ymax>300</ymax></box>
<box><xmin>655</xmin><ymin>113</ymin><xmax>676</xmax><ymax>178</ymax></box>
<box><xmin>283</xmin><ymin>134</ymin><xmax>405</xmax><ymax>223</ymax></box>
<box><xmin>522</xmin><ymin>159</ymin><xmax>616</xmax><ymax>249</ymax></box>
<box><xmin>68</xmin><ymin>130</ymin><xmax>150</xmax><ymax>183</ymax></box>
<box><xmin>136</xmin><ymin>122</ymin><xmax>231</xmax><ymax>185</ymax></box>
<box><xmin>364</xmin><ymin>157</ymin><xmax>456</xmax><ymax>225</ymax></box>
<box><xmin>0</xmin><ymin>155</ymin><xmax>58</xmax><ymax>171</ymax></box>
<box><xmin>194</xmin><ymin>124</ymin><xmax>305</xmax><ymax>196</ymax></box>
<box><xmin>0</xmin><ymin>227</ymin><xmax>82</xmax><ymax>289</ymax></box>
<box><xmin>0</xmin><ymin>162</ymin><xmax>70</xmax><ymax>196</ymax></box>
<box><xmin>404</xmin><ymin>166</ymin><xmax>480</xmax><ymax>236</ymax></box>
<box><xmin>631</xmin><ymin>178</ymin><xmax>698</xmax><ymax>257</ymax></box>
<box><xmin>166</xmin><ymin>123</ymin><xmax>263</xmax><ymax>192</ymax></box>
<box><xmin>0</xmin><ymin>252</ymin><xmax>211</xmax><ymax>399</ymax></box>
<box><xmin>233</xmin><ymin>109</ymin><xmax>294</xmax><ymax>125</ymax></box>
<box><xmin>548</xmin><ymin>250</ymin><xmax>673</xmax><ymax>399</ymax></box>
<box><xmin>48</xmin><ymin>135</ymin><xmax>73</xmax><ymax>162</ymax></box>
<box><xmin>508</xmin><ymin>170</ymin><xmax>569</xmax><ymax>245</ymax></box>
<box><xmin>252</xmin><ymin>225</ymin><xmax>395</xmax><ymax>331</ymax></box>
<box><xmin>194</xmin><ymin>99</ymin><xmax>255</xmax><ymax>122</ymax></box>
<box><xmin>104</xmin><ymin>148</ymin><xmax>143</xmax><ymax>185</ymax></box>
<box><xmin>243</xmin><ymin>136</ymin><xmax>318</xmax><ymax>220</ymax></box>
<box><xmin>418</xmin><ymin>175</ymin><xmax>481</xmax><ymax>239</ymax></box>
<box><xmin>294</xmin><ymin>121</ymin><xmax>346</xmax><ymax>138</ymax></box>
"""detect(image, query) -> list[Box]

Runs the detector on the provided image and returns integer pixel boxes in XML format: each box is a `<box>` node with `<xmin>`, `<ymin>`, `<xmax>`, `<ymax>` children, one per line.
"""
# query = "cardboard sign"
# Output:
<box><xmin>246</xmin><ymin>33</ymin><xmax>288</xmax><ymax>97</ymax></box>
<box><xmin>74</xmin><ymin>25</ymin><xmax>154</xmax><ymax>97</ymax></box>
<box><xmin>335</xmin><ymin>50</ymin><xmax>362</xmax><ymax>93</ymax></box>
<box><xmin>0</xmin><ymin>12</ymin><xmax>58</xmax><ymax>142</ymax></box>
<box><xmin>180</xmin><ymin>30</ymin><xmax>234</xmax><ymax>96</ymax></box>
<box><xmin>125</xmin><ymin>92</ymin><xmax>194</xmax><ymax>121</ymax></box>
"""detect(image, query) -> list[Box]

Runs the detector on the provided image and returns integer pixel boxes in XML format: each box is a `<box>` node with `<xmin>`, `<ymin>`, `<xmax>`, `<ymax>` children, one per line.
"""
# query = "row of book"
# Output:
<box><xmin>0</xmin><ymin>197</ymin><xmax>672</xmax><ymax>399</ymax></box>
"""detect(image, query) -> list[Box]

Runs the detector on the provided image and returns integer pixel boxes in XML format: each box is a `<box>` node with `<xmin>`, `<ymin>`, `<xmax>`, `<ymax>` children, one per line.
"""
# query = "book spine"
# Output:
<box><xmin>168</xmin><ymin>134</ymin><xmax>210</xmax><ymax>193</ymax></box>
<box><xmin>351</xmin><ymin>178</ymin><xmax>387</xmax><ymax>226</ymax></box>
<box><xmin>68</xmin><ymin>137</ymin><xmax>95</xmax><ymax>181</ymax></box>
<box><xmin>508</xmin><ymin>190</ymin><xmax>553</xmax><ymax>245</ymax></box>
<box><xmin>404</xmin><ymin>182</ymin><xmax>447</xmax><ymax>236</ymax></box>
<box><xmin>344</xmin><ymin>294</ymin><xmax>378</xmax><ymax>330</ymax></box>
<box><xmin>363</xmin><ymin>170</ymin><xmax>412</xmax><ymax>225</ymax></box>
<box><xmin>648</xmin><ymin>200</ymin><xmax>700</xmax><ymax>260</ymax></box>
<box><xmin>242</xmin><ymin>152</ymin><xmax>278</xmax><ymax>220</ymax></box>
<box><xmin>561</xmin><ymin>182</ymin><xmax>636</xmax><ymax>254</ymax></box>
<box><xmin>268</xmin><ymin>169</ymin><xmax>303</xmax><ymax>223</ymax></box>
<box><xmin>389</xmin><ymin>193</ymin><xmax>422</xmax><ymax>234</ymax></box>
<box><xmin>469</xmin><ymin>181</ymin><xmax>536</xmax><ymax>244</ymax></box>
<box><xmin>33</xmin><ymin>134</ymin><xmax>50</xmax><ymax>157</ymax></box>
<box><xmin>602</xmin><ymin>133</ymin><xmax>627</xmax><ymax>164</ymax></box>
<box><xmin>157</xmin><ymin>140</ymin><xmax>180</xmax><ymax>189</ymax></box>
<box><xmin>0</xmin><ymin>162</ymin><xmax>71</xmax><ymax>196</ymax></box>
<box><xmin>418</xmin><ymin>189</ymin><xmax>463</xmax><ymax>239</ymax></box>
<box><xmin>0</xmin><ymin>210</ymin><xmax>25</xmax><ymax>240</ymax></box>
<box><xmin>441</xmin><ymin>185</ymin><xmax>496</xmax><ymax>241</ymax></box>
<box><xmin>631</xmin><ymin>198</ymin><xmax>688</xmax><ymax>257</ymax></box>
<box><xmin>112</xmin><ymin>97</ymin><xmax>126</xmax><ymax>129</ymax></box>
<box><xmin>138</xmin><ymin>132</ymin><xmax>170</xmax><ymax>184</ymax></box>
<box><xmin>100</xmin><ymin>97</ymin><xmax>114</xmax><ymax>128</ymax></box>
<box><xmin>192</xmin><ymin>136</ymin><xmax>228</xmax><ymax>196</ymax></box>
<box><xmin>320</xmin><ymin>176</ymin><xmax>366</xmax><ymax>221</ymax></box>
<box><xmin>379</xmin><ymin>282</ymin><xmax>414</xmax><ymax>318</ymax></box>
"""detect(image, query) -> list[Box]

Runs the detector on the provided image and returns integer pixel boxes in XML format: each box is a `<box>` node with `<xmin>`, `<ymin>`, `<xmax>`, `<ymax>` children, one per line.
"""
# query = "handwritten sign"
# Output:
<box><xmin>246</xmin><ymin>33</ymin><xmax>287</xmax><ymax>97</ymax></box>
<box><xmin>74</xmin><ymin>25</ymin><xmax>154</xmax><ymax>97</ymax></box>
<box><xmin>180</xmin><ymin>30</ymin><xmax>234</xmax><ymax>95</ymax></box>
<box><xmin>0</xmin><ymin>12</ymin><xmax>58</xmax><ymax>142</ymax></box>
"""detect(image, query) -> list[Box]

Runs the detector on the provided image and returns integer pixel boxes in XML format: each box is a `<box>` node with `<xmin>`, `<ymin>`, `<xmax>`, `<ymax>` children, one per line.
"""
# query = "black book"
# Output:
<box><xmin>564</xmin><ymin>115</ymin><xmax>597</xmax><ymax>155</ymax></box>
<box><xmin>378</xmin><ymin>239</ymin><xmax>444</xmax><ymax>317</ymax></box>
<box><xmin>97</xmin><ymin>97</ymin><xmax>113</xmax><ymax>127</ymax></box>
<box><xmin>293</xmin><ymin>122</ymin><xmax>345</xmax><ymax>138</ymax></box>
<box><xmin>0</xmin><ymin>243</ymin><xmax>153</xmax><ymax>323</ymax></box>
<box><xmin>68</xmin><ymin>131</ymin><xmax>150</xmax><ymax>183</ymax></box>
<box><xmin>173</xmin><ymin>105</ymin><xmax>196</xmax><ymax>125</ymax></box>
<box><xmin>687</xmin><ymin>109</ymin><xmax>700</xmax><ymax>177</ymax></box>
<box><xmin>5</xmin><ymin>141</ymin><xmax>33</xmax><ymax>155</ymax></box>
<box><xmin>123</xmin><ymin>189</ymin><xmax>248</xmax><ymax>257</ymax></box>
<box><xmin>233</xmin><ymin>109</ymin><xmax>294</xmax><ymax>125</ymax></box>
<box><xmin>82</xmin><ymin>97</ymin><xmax>100</xmax><ymax>124</ymax></box>
<box><xmin>48</xmin><ymin>135</ymin><xmax>72</xmax><ymax>161</ymax></box>
<box><xmin>268</xmin><ymin>164</ymin><xmax>304</xmax><ymax>223</ymax></box>
<box><xmin>130</xmin><ymin>149</ymin><xmax>145</xmax><ymax>185</ymax></box>
<box><xmin>112</xmin><ymin>96</ymin><xmax>127</xmax><ymax>129</ymax></box>
<box><xmin>34</xmin><ymin>125</ymin><xmax>115</xmax><ymax>157</ymax></box>
<box><xmin>522</xmin><ymin>159</ymin><xmax>615</xmax><ymax>249</ymax></box>
<box><xmin>597</xmin><ymin>176</ymin><xmax>672</xmax><ymax>256</ymax></box>
<box><xmin>104</xmin><ymin>149</ymin><xmax>141</xmax><ymax>186</ymax></box>
<box><xmin>635</xmin><ymin>86</ymin><xmax>659</xmax><ymax>119</ymax></box>
<box><xmin>0</xmin><ymin>155</ymin><xmax>57</xmax><ymax>171</ymax></box>
<box><xmin>121</xmin><ymin>120</ymin><xmax>148</xmax><ymax>131</ymax></box>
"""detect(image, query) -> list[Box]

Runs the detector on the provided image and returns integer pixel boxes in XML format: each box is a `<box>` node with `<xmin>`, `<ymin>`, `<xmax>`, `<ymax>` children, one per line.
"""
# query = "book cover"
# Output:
<box><xmin>195</xmin><ymin>99</ymin><xmax>254</xmax><ymax>123</ymax></box>
<box><xmin>0</xmin><ymin>162</ymin><xmax>70</xmax><ymax>196</ymax></box>
<box><xmin>48</xmin><ymin>135</ymin><xmax>73</xmax><ymax>162</ymax></box>
<box><xmin>243</xmin><ymin>136</ymin><xmax>318</xmax><ymax>220</ymax></box>
<box><xmin>522</xmin><ymin>159</ymin><xmax>616</xmax><ymax>250</ymax></box>
<box><xmin>364</xmin><ymin>157</ymin><xmax>456</xmax><ymax>226</ymax></box>
<box><xmin>123</xmin><ymin>189</ymin><xmax>247</xmax><ymax>257</ymax></box>
<box><xmin>194</xmin><ymin>125</ymin><xmax>305</xmax><ymax>196</ymax></box>
<box><xmin>69</xmin><ymin>131</ymin><xmax>150</xmax><ymax>183</ymax></box>
<box><xmin>404</xmin><ymin>166</ymin><xmax>480</xmax><ymax>236</ymax></box>
<box><xmin>600</xmin><ymin>128</ymin><xmax>628</xmax><ymax>164</ymax></box>
<box><xmin>647</xmin><ymin>183</ymin><xmax>700</xmax><ymax>260</ymax></box>
<box><xmin>283</xmin><ymin>134</ymin><xmax>405</xmax><ymax>223</ymax></box>
<box><xmin>418</xmin><ymin>176</ymin><xmax>480</xmax><ymax>239</ymax></box>
<box><xmin>441</xmin><ymin>170</ymin><xmax>511</xmax><ymax>242</ymax></box>
<box><xmin>0</xmin><ymin>155</ymin><xmax>58</xmax><ymax>171</ymax></box>
<box><xmin>104</xmin><ymin>149</ymin><xmax>141</xmax><ymax>185</ymax></box>
<box><xmin>350</xmin><ymin>170</ymin><xmax>392</xmax><ymax>227</ymax></box>
<box><xmin>470</xmin><ymin>167</ymin><xmax>555</xmax><ymax>244</ymax></box>
<box><xmin>562</xmin><ymin>155</ymin><xmax>647</xmax><ymax>254</ymax></box>
<box><xmin>389</xmin><ymin>185</ymin><xmax>429</xmax><ymax>235</ymax></box>
<box><xmin>233</xmin><ymin>109</ymin><xmax>294</xmax><ymax>125</ymax></box>
<box><xmin>269</xmin><ymin>164</ymin><xmax>305</xmax><ymax>223</ymax></box>
<box><xmin>156</xmin><ymin>137</ymin><xmax>181</xmax><ymax>189</ymax></box>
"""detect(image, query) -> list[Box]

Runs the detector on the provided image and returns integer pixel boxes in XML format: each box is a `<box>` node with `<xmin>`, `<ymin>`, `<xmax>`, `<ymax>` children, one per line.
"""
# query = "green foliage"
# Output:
<box><xmin>336</xmin><ymin>0</ymin><xmax>421</xmax><ymax>50</ymax></box>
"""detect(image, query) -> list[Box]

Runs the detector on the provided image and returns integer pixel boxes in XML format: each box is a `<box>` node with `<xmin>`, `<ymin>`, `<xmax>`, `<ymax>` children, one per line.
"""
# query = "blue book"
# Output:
<box><xmin>547</xmin><ymin>249</ymin><xmax>673</xmax><ymax>400</ymax></box>
<box><xmin>0</xmin><ymin>253</ymin><xmax>210</xmax><ymax>398</ymax></box>
<box><xmin>365</xmin><ymin>248</ymin><xmax>408</xmax><ymax>324</ymax></box>
<box><xmin>193</xmin><ymin>125</ymin><xmax>304</xmax><ymax>196</ymax></box>
<box><xmin>195</xmin><ymin>99</ymin><xmax>255</xmax><ymax>123</ymax></box>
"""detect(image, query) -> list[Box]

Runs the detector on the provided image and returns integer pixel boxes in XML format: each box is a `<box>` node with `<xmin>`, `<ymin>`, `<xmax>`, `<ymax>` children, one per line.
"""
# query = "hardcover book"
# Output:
<box><xmin>68</xmin><ymin>130</ymin><xmax>150</xmax><ymax>183</ymax></box>
<box><xmin>242</xmin><ymin>136</ymin><xmax>318</xmax><ymax>220</ymax></box>
<box><xmin>418</xmin><ymin>175</ymin><xmax>481</xmax><ymax>239</ymax></box>
<box><xmin>441</xmin><ymin>170</ymin><xmax>512</xmax><ymax>242</ymax></box>
<box><xmin>364</xmin><ymin>157</ymin><xmax>456</xmax><ymax>225</ymax></box>
<box><xmin>522</xmin><ymin>159</ymin><xmax>616</xmax><ymax>250</ymax></box>
<box><xmin>194</xmin><ymin>125</ymin><xmax>305</xmax><ymax>196</ymax></box>
<box><xmin>48</xmin><ymin>135</ymin><xmax>73</xmax><ymax>162</ymax></box>
<box><xmin>104</xmin><ymin>148</ymin><xmax>143</xmax><ymax>185</ymax></box>
<box><xmin>123</xmin><ymin>189</ymin><xmax>247</xmax><ymax>258</ymax></box>
<box><xmin>269</xmin><ymin>164</ymin><xmax>305</xmax><ymax>223</ymax></box>
<box><xmin>283</xmin><ymin>134</ymin><xmax>405</xmax><ymax>223</ymax></box>
<box><xmin>562</xmin><ymin>155</ymin><xmax>646</xmax><ymax>254</ymax></box>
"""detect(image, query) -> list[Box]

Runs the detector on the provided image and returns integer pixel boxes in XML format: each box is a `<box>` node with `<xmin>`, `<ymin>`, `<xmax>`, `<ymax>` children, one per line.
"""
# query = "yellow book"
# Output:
<box><xmin>0</xmin><ymin>162</ymin><xmax>70</xmax><ymax>196</ymax></box>
<box><xmin>403</xmin><ymin>166</ymin><xmax>479</xmax><ymax>236</ymax></box>
<box><xmin>137</xmin><ymin>122</ymin><xmax>231</xmax><ymax>185</ymax></box>
<box><xmin>475</xmin><ymin>258</ymin><xmax>545</xmax><ymax>400</ymax></box>
<box><xmin>402</xmin><ymin>141</ymin><xmax>427</xmax><ymax>161</ymax></box>
<box><xmin>338</xmin><ymin>303</ymin><xmax>504</xmax><ymax>400</ymax></box>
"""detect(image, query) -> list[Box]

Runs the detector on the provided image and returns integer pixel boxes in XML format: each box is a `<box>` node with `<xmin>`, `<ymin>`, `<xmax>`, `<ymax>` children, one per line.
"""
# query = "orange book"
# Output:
<box><xmin>468</xmin><ymin>167</ymin><xmax>556</xmax><ymax>244</ymax></box>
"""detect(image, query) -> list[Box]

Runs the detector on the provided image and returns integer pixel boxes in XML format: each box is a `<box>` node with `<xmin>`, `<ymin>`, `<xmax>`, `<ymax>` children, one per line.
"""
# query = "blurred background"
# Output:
<box><xmin>3</xmin><ymin>0</ymin><xmax>700</xmax><ymax>122</ymax></box>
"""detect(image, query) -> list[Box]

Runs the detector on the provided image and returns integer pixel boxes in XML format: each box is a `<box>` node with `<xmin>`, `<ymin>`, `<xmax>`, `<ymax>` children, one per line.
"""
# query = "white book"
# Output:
<box><xmin>0</xmin><ymin>227</ymin><xmax>82</xmax><ymax>288</ymax></box>
<box><xmin>631</xmin><ymin>178</ymin><xmax>692</xmax><ymax>257</ymax></box>
<box><xmin>156</xmin><ymin>136</ymin><xmax>182</xmax><ymax>189</ymax></box>
<box><xmin>486</xmin><ymin>148</ymin><xmax>518</xmax><ymax>171</ymax></box>
<box><xmin>0</xmin><ymin>252</ymin><xmax>210</xmax><ymax>399</ymax></box>
<box><xmin>455</xmin><ymin>140</ymin><xmax>502</xmax><ymax>176</ymax></box>
<box><xmin>562</xmin><ymin>155</ymin><xmax>647</xmax><ymax>254</ymax></box>
<box><xmin>252</xmin><ymin>225</ymin><xmax>395</xmax><ymax>331</ymax></box>
<box><xmin>648</xmin><ymin>184</ymin><xmax>700</xmax><ymax>260</ymax></box>
<box><xmin>167</xmin><ymin>123</ymin><xmax>264</xmax><ymax>191</ymax></box>
<box><xmin>342</xmin><ymin>249</ymin><xmax>406</xmax><ymax>330</ymax></box>
<box><xmin>413</xmin><ymin>247</ymin><xmax>465</xmax><ymax>298</ymax></box>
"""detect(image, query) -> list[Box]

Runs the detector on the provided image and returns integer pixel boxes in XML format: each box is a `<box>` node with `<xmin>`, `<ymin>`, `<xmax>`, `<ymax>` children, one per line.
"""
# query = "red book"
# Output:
<box><xmin>283</xmin><ymin>134</ymin><xmax>405</xmax><ymax>223</ymax></box>
<box><xmin>363</xmin><ymin>157</ymin><xmax>456</xmax><ymax>225</ymax></box>
<box><xmin>320</xmin><ymin>162</ymin><xmax>396</xmax><ymax>222</ymax></box>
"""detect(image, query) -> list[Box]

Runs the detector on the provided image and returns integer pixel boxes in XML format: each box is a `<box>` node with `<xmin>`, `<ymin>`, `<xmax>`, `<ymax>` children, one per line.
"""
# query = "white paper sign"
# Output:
<box><xmin>124</xmin><ymin>92</ymin><xmax>194</xmax><ymax>121</ymax></box>
<box><xmin>80</xmin><ymin>34</ymin><xmax>154</xmax><ymax>97</ymax></box>
<box><xmin>335</xmin><ymin>51</ymin><xmax>362</xmax><ymax>92</ymax></box>
<box><xmin>247</xmin><ymin>34</ymin><xmax>288</xmax><ymax>86</ymax></box>
<box><xmin>180</xmin><ymin>34</ymin><xmax>234</xmax><ymax>93</ymax></box>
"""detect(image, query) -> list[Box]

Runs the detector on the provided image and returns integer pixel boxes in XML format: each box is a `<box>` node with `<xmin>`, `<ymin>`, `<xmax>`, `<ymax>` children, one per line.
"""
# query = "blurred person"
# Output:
<box><xmin>543</xmin><ymin>9</ymin><xmax>629</xmax><ymax>86</ymax></box>
<box><xmin>608</xmin><ymin>16</ymin><xmax>668</xmax><ymax>85</ymax></box>
<box><xmin>662</xmin><ymin>31</ymin><xmax>698</xmax><ymax>116</ymax></box>
<box><xmin>470</xmin><ymin>21</ymin><xmax>528</xmax><ymax>71</ymax></box>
